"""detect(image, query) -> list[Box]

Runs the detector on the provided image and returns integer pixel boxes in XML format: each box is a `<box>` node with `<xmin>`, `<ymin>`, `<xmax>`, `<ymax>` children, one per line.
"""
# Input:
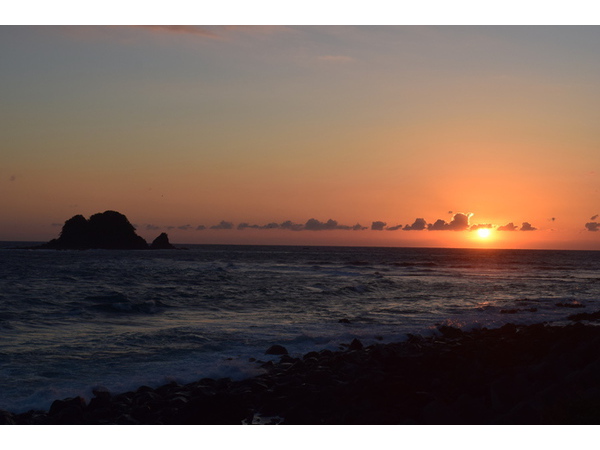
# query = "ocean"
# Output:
<box><xmin>1</xmin><ymin>243</ymin><xmax>599</xmax><ymax>414</ymax></box>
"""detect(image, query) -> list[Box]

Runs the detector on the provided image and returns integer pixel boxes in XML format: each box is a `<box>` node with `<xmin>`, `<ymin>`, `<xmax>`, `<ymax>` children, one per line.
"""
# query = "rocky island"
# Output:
<box><xmin>39</xmin><ymin>211</ymin><xmax>175</xmax><ymax>250</ymax></box>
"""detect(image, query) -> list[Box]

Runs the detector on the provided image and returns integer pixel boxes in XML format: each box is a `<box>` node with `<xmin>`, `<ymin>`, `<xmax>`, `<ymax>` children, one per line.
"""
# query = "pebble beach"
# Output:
<box><xmin>4</xmin><ymin>316</ymin><xmax>600</xmax><ymax>425</ymax></box>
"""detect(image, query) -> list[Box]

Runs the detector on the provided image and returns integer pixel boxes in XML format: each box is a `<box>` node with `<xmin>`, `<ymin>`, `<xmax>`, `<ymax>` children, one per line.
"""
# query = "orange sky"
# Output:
<box><xmin>1</xmin><ymin>25</ymin><xmax>600</xmax><ymax>249</ymax></box>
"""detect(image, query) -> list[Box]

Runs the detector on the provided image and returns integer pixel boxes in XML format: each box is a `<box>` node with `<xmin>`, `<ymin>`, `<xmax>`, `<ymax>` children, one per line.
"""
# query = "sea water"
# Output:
<box><xmin>1</xmin><ymin>244</ymin><xmax>599</xmax><ymax>413</ymax></box>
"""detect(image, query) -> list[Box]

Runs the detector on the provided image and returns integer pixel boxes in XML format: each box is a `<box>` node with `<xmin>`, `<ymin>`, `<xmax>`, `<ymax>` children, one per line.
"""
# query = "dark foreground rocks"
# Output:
<box><xmin>5</xmin><ymin>322</ymin><xmax>600</xmax><ymax>425</ymax></box>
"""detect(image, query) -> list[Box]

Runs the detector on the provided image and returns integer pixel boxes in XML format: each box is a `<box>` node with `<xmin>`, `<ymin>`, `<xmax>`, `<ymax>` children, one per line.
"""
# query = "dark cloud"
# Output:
<box><xmin>585</xmin><ymin>222</ymin><xmax>600</xmax><ymax>232</ymax></box>
<box><xmin>311</xmin><ymin>219</ymin><xmax>364</xmax><ymax>231</ymax></box>
<box><xmin>427</xmin><ymin>219</ymin><xmax>448</xmax><ymax>231</ymax></box>
<box><xmin>178</xmin><ymin>225</ymin><xmax>192</xmax><ymax>231</ymax></box>
<box><xmin>497</xmin><ymin>222</ymin><xmax>518</xmax><ymax>231</ymax></box>
<box><xmin>371</xmin><ymin>221</ymin><xmax>387</xmax><ymax>231</ymax></box>
<box><xmin>386</xmin><ymin>224</ymin><xmax>403</xmax><ymax>231</ymax></box>
<box><xmin>145</xmin><ymin>224</ymin><xmax>160</xmax><ymax>231</ymax></box>
<box><xmin>427</xmin><ymin>213</ymin><xmax>471</xmax><ymax>231</ymax></box>
<box><xmin>237</xmin><ymin>222</ymin><xmax>280</xmax><ymax>230</ymax></box>
<box><xmin>403</xmin><ymin>218</ymin><xmax>427</xmax><ymax>231</ymax></box>
<box><xmin>237</xmin><ymin>219</ymin><xmax>365</xmax><ymax>231</ymax></box>
<box><xmin>448</xmin><ymin>213</ymin><xmax>471</xmax><ymax>230</ymax></box>
<box><xmin>591</xmin><ymin>214</ymin><xmax>599</xmax><ymax>221</ymax></box>
<box><xmin>9</xmin><ymin>175</ymin><xmax>16</xmax><ymax>182</ymax></box>
<box><xmin>304</xmin><ymin>218</ymin><xmax>352</xmax><ymax>231</ymax></box>
<box><xmin>196</xmin><ymin>225</ymin><xmax>206</xmax><ymax>231</ymax></box>
<box><xmin>520</xmin><ymin>222</ymin><xmax>537</xmax><ymax>231</ymax></box>
<box><xmin>210</xmin><ymin>221</ymin><xmax>234</xmax><ymax>230</ymax></box>
<box><xmin>470</xmin><ymin>224</ymin><xmax>493</xmax><ymax>231</ymax></box>
<box><xmin>280</xmin><ymin>220</ymin><xmax>304</xmax><ymax>231</ymax></box>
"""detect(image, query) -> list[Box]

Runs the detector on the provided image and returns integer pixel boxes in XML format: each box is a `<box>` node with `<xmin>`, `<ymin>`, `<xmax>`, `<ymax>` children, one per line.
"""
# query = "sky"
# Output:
<box><xmin>2</xmin><ymin>24</ymin><xmax>600</xmax><ymax>249</ymax></box>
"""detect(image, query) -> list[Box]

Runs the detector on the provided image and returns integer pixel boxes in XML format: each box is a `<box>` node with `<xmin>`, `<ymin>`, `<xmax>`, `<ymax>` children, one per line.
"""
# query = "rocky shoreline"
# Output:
<box><xmin>3</xmin><ymin>320</ymin><xmax>600</xmax><ymax>425</ymax></box>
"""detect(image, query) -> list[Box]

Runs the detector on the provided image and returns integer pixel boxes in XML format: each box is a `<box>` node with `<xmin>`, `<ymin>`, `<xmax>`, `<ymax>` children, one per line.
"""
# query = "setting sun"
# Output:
<box><xmin>477</xmin><ymin>228</ymin><xmax>492</xmax><ymax>239</ymax></box>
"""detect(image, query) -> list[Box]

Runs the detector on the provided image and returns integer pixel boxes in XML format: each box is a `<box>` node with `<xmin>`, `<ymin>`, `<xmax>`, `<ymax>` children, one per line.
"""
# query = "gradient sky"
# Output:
<box><xmin>2</xmin><ymin>25</ymin><xmax>600</xmax><ymax>249</ymax></box>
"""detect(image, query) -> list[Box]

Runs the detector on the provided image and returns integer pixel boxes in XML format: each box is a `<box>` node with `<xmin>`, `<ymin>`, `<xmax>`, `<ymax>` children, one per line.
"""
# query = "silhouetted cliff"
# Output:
<box><xmin>40</xmin><ymin>211</ymin><xmax>173</xmax><ymax>250</ymax></box>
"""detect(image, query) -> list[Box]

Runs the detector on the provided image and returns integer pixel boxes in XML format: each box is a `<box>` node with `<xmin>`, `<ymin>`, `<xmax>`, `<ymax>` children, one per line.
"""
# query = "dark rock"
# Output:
<box><xmin>88</xmin><ymin>391</ymin><xmax>112</xmax><ymax>410</ymax></box>
<box><xmin>49</xmin><ymin>396</ymin><xmax>86</xmax><ymax>416</ymax></box>
<box><xmin>48</xmin><ymin>396</ymin><xmax>86</xmax><ymax>424</ymax></box>
<box><xmin>349</xmin><ymin>338</ymin><xmax>363</xmax><ymax>351</ymax></box>
<box><xmin>39</xmin><ymin>210</ymin><xmax>149</xmax><ymax>250</ymax></box>
<box><xmin>303</xmin><ymin>351</ymin><xmax>320</xmax><ymax>360</ymax></box>
<box><xmin>279</xmin><ymin>354</ymin><xmax>296</xmax><ymax>364</ymax></box>
<box><xmin>568</xmin><ymin>310</ymin><xmax>600</xmax><ymax>322</ymax></box>
<box><xmin>150</xmin><ymin>232</ymin><xmax>176</xmax><ymax>249</ymax></box>
<box><xmin>438</xmin><ymin>325</ymin><xmax>463</xmax><ymax>339</ymax></box>
<box><xmin>499</xmin><ymin>323</ymin><xmax>518</xmax><ymax>334</ymax></box>
<box><xmin>0</xmin><ymin>410</ymin><xmax>15</xmax><ymax>425</ymax></box>
<box><xmin>265</xmin><ymin>344</ymin><xmax>288</xmax><ymax>355</ymax></box>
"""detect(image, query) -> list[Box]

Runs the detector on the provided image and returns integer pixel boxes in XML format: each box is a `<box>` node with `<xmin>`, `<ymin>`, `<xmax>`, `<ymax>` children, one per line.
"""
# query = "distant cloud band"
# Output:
<box><xmin>140</xmin><ymin>214</ymin><xmax>542</xmax><ymax>233</ymax></box>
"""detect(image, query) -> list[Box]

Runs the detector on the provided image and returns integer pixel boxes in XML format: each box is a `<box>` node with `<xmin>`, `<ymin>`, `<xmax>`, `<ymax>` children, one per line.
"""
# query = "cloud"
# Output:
<box><xmin>403</xmin><ymin>218</ymin><xmax>427</xmax><ymax>231</ymax></box>
<box><xmin>427</xmin><ymin>219</ymin><xmax>448</xmax><ymax>231</ymax></box>
<box><xmin>428</xmin><ymin>213</ymin><xmax>471</xmax><ymax>231</ymax></box>
<box><xmin>371</xmin><ymin>221</ymin><xmax>387</xmax><ymax>231</ymax></box>
<box><xmin>9</xmin><ymin>175</ymin><xmax>16</xmax><ymax>182</ymax></box>
<box><xmin>210</xmin><ymin>221</ymin><xmax>234</xmax><ymax>230</ymax></box>
<box><xmin>235</xmin><ymin>219</ymin><xmax>365</xmax><ymax>231</ymax></box>
<box><xmin>497</xmin><ymin>222</ymin><xmax>518</xmax><ymax>231</ymax></box>
<box><xmin>305</xmin><ymin>219</ymin><xmax>366</xmax><ymax>231</ymax></box>
<box><xmin>591</xmin><ymin>214</ymin><xmax>599</xmax><ymax>221</ymax></box>
<box><xmin>386</xmin><ymin>225</ymin><xmax>403</xmax><ymax>231</ymax></box>
<box><xmin>145</xmin><ymin>224</ymin><xmax>160</xmax><ymax>231</ymax></box>
<box><xmin>138</xmin><ymin>25</ymin><xmax>220</xmax><ymax>39</ymax></box>
<box><xmin>238</xmin><ymin>222</ymin><xmax>282</xmax><ymax>230</ymax></box>
<box><xmin>304</xmin><ymin>218</ymin><xmax>351</xmax><ymax>231</ymax></box>
<box><xmin>470</xmin><ymin>223</ymin><xmax>493</xmax><ymax>231</ymax></box>
<box><xmin>585</xmin><ymin>222</ymin><xmax>600</xmax><ymax>232</ymax></box>
<box><xmin>280</xmin><ymin>220</ymin><xmax>304</xmax><ymax>231</ymax></box>
<box><xmin>318</xmin><ymin>55</ymin><xmax>355</xmax><ymax>63</ymax></box>
<box><xmin>178</xmin><ymin>225</ymin><xmax>192</xmax><ymax>231</ymax></box>
<box><xmin>196</xmin><ymin>225</ymin><xmax>206</xmax><ymax>231</ymax></box>
<box><xmin>520</xmin><ymin>222</ymin><xmax>538</xmax><ymax>231</ymax></box>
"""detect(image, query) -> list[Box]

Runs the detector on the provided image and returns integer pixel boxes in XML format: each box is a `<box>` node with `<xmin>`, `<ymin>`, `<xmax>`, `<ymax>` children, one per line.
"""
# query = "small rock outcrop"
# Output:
<box><xmin>150</xmin><ymin>233</ymin><xmax>175</xmax><ymax>250</ymax></box>
<box><xmin>39</xmin><ymin>211</ymin><xmax>173</xmax><ymax>250</ymax></box>
<box><xmin>265</xmin><ymin>345</ymin><xmax>288</xmax><ymax>356</ymax></box>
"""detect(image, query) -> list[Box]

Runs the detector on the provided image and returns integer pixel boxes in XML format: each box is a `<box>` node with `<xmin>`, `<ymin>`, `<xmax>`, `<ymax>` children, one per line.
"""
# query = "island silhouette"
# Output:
<box><xmin>39</xmin><ymin>210</ymin><xmax>175</xmax><ymax>250</ymax></box>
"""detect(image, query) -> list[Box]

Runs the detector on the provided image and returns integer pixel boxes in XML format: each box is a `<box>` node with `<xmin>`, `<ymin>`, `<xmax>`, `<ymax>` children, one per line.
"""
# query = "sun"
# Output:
<box><xmin>477</xmin><ymin>227</ymin><xmax>492</xmax><ymax>239</ymax></box>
